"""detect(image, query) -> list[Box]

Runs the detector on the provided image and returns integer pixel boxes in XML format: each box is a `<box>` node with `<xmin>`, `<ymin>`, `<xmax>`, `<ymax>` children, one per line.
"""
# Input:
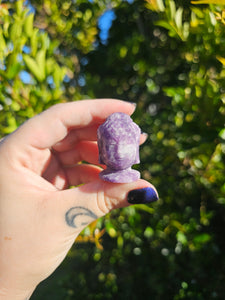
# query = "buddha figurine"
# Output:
<box><xmin>97</xmin><ymin>112</ymin><xmax>141</xmax><ymax>183</ymax></box>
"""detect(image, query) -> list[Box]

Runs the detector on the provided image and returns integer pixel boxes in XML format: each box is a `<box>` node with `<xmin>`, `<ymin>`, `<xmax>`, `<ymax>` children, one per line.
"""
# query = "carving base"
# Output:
<box><xmin>99</xmin><ymin>168</ymin><xmax>140</xmax><ymax>183</ymax></box>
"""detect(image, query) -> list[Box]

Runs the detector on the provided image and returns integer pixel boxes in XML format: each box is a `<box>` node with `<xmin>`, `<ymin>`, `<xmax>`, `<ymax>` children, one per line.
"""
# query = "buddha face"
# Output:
<box><xmin>97</xmin><ymin>112</ymin><xmax>141</xmax><ymax>171</ymax></box>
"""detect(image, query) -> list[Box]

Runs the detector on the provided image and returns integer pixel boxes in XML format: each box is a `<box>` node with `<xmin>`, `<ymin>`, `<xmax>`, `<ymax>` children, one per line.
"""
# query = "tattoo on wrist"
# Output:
<box><xmin>65</xmin><ymin>206</ymin><xmax>97</xmax><ymax>228</ymax></box>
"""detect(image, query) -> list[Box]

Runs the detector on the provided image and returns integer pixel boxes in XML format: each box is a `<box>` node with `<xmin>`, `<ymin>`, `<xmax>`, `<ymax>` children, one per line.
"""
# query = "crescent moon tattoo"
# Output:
<box><xmin>65</xmin><ymin>206</ymin><xmax>98</xmax><ymax>228</ymax></box>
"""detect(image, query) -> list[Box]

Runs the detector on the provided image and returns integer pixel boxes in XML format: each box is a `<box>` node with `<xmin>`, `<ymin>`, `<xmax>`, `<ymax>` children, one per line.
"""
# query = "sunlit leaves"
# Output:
<box><xmin>192</xmin><ymin>0</ymin><xmax>225</xmax><ymax>4</ymax></box>
<box><xmin>151</xmin><ymin>0</ymin><xmax>190</xmax><ymax>41</ymax></box>
<box><xmin>23</xmin><ymin>52</ymin><xmax>45</xmax><ymax>82</ymax></box>
<box><xmin>0</xmin><ymin>0</ymin><xmax>68</xmax><ymax>136</ymax></box>
<box><xmin>217</xmin><ymin>55</ymin><xmax>225</xmax><ymax>65</ymax></box>
<box><xmin>1</xmin><ymin>0</ymin><xmax>225</xmax><ymax>298</ymax></box>
<box><xmin>219</xmin><ymin>129</ymin><xmax>225</xmax><ymax>140</ymax></box>
<box><xmin>79</xmin><ymin>2</ymin><xmax>225</xmax><ymax>297</ymax></box>
<box><xmin>145</xmin><ymin>0</ymin><xmax>165</xmax><ymax>12</ymax></box>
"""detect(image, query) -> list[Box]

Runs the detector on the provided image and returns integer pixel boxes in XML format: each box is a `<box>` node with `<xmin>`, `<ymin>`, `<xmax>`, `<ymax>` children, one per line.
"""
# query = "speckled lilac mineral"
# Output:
<box><xmin>97</xmin><ymin>112</ymin><xmax>141</xmax><ymax>183</ymax></box>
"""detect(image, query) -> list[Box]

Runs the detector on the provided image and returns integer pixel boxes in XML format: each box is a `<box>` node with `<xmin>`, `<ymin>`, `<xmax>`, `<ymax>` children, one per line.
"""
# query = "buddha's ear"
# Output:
<box><xmin>134</xmin><ymin>146</ymin><xmax>140</xmax><ymax>164</ymax></box>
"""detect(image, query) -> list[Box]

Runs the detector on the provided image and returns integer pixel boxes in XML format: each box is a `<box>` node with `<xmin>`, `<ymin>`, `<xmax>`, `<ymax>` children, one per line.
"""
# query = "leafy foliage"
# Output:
<box><xmin>0</xmin><ymin>1</ymin><xmax>70</xmax><ymax>135</ymax></box>
<box><xmin>1</xmin><ymin>0</ymin><xmax>225</xmax><ymax>299</ymax></box>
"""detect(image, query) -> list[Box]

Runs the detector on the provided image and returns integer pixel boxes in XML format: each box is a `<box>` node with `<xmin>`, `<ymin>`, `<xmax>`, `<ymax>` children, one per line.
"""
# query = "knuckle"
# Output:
<box><xmin>96</xmin><ymin>185</ymin><xmax>112</xmax><ymax>216</ymax></box>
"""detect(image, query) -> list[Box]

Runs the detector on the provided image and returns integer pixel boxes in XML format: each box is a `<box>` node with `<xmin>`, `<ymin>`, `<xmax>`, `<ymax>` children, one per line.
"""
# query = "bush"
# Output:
<box><xmin>1</xmin><ymin>0</ymin><xmax>225</xmax><ymax>299</ymax></box>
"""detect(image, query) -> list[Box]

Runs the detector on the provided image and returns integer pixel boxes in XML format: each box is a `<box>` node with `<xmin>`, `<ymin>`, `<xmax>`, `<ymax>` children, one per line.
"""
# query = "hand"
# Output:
<box><xmin>0</xmin><ymin>99</ymin><xmax>158</xmax><ymax>299</ymax></box>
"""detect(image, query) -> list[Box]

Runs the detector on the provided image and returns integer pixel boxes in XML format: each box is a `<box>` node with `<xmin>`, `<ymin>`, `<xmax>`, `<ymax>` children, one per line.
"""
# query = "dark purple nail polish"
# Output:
<box><xmin>127</xmin><ymin>187</ymin><xmax>158</xmax><ymax>204</ymax></box>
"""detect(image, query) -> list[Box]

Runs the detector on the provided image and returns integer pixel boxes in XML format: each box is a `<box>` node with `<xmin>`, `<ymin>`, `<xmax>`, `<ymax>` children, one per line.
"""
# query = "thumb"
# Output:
<box><xmin>58</xmin><ymin>179</ymin><xmax>158</xmax><ymax>231</ymax></box>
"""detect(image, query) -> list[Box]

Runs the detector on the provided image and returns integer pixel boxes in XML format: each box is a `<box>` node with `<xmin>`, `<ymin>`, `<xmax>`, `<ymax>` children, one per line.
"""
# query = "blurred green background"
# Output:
<box><xmin>1</xmin><ymin>0</ymin><xmax>225</xmax><ymax>299</ymax></box>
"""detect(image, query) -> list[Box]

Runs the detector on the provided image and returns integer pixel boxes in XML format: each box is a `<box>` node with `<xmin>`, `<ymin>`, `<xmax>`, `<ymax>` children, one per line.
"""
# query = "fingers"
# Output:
<box><xmin>43</xmin><ymin>160</ymin><xmax>102</xmax><ymax>189</ymax></box>
<box><xmin>56</xmin><ymin>141</ymin><xmax>99</xmax><ymax>166</ymax></box>
<box><xmin>56</xmin><ymin>132</ymin><xmax>148</xmax><ymax>167</ymax></box>
<box><xmin>53</xmin><ymin>125</ymin><xmax>99</xmax><ymax>152</ymax></box>
<box><xmin>65</xmin><ymin>164</ymin><xmax>101</xmax><ymax>186</ymax></box>
<box><xmin>54</xmin><ymin>127</ymin><xmax>148</xmax><ymax>153</ymax></box>
<box><xmin>56</xmin><ymin>179</ymin><xmax>158</xmax><ymax>232</ymax></box>
<box><xmin>55</xmin><ymin>131</ymin><xmax>148</xmax><ymax>166</ymax></box>
<box><xmin>8</xmin><ymin>99</ymin><xmax>136</xmax><ymax>150</ymax></box>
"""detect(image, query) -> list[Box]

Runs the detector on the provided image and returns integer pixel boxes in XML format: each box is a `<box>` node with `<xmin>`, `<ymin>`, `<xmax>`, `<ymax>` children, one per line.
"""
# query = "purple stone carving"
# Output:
<box><xmin>97</xmin><ymin>112</ymin><xmax>141</xmax><ymax>183</ymax></box>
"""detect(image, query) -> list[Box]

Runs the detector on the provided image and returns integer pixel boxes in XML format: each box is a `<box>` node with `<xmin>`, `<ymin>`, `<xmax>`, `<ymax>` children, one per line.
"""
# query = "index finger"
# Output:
<box><xmin>8</xmin><ymin>99</ymin><xmax>136</xmax><ymax>150</ymax></box>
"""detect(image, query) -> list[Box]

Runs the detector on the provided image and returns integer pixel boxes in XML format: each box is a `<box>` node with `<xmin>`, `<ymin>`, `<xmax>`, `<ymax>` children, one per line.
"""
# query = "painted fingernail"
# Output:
<box><xmin>128</xmin><ymin>101</ymin><xmax>137</xmax><ymax>108</ymax></box>
<box><xmin>141</xmin><ymin>131</ymin><xmax>148</xmax><ymax>139</ymax></box>
<box><xmin>141</xmin><ymin>130</ymin><xmax>148</xmax><ymax>135</ymax></box>
<box><xmin>127</xmin><ymin>187</ymin><xmax>158</xmax><ymax>204</ymax></box>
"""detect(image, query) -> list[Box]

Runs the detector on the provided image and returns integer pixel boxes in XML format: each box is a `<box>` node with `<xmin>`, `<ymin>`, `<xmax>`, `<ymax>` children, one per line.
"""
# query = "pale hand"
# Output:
<box><xmin>0</xmin><ymin>99</ymin><xmax>157</xmax><ymax>299</ymax></box>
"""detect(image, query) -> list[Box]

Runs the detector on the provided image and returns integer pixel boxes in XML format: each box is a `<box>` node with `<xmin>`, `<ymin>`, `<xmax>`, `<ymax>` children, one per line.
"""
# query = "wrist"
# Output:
<box><xmin>0</xmin><ymin>282</ymin><xmax>35</xmax><ymax>300</ymax></box>
<box><xmin>0</xmin><ymin>287</ymin><xmax>34</xmax><ymax>300</ymax></box>
<box><xmin>0</xmin><ymin>264</ymin><xmax>37</xmax><ymax>300</ymax></box>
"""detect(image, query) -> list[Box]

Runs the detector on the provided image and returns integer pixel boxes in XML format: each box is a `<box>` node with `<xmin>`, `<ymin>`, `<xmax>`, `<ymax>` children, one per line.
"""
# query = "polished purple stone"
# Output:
<box><xmin>97</xmin><ymin>112</ymin><xmax>141</xmax><ymax>183</ymax></box>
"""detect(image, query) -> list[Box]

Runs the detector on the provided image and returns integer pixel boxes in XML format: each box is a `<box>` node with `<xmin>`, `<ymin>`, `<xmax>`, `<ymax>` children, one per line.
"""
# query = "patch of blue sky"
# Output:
<box><xmin>63</xmin><ymin>74</ymin><xmax>71</xmax><ymax>83</ymax></box>
<box><xmin>98</xmin><ymin>10</ymin><xmax>116</xmax><ymax>44</ymax></box>
<box><xmin>19</xmin><ymin>70</ymin><xmax>32</xmax><ymax>84</ymax></box>
<box><xmin>0</xmin><ymin>62</ymin><xmax>6</xmax><ymax>70</ymax></box>
<box><xmin>24</xmin><ymin>0</ymin><xmax>36</xmax><ymax>13</ymax></box>
<box><xmin>23</xmin><ymin>45</ymin><xmax>31</xmax><ymax>54</ymax></box>
<box><xmin>78</xmin><ymin>75</ymin><xmax>86</xmax><ymax>87</ymax></box>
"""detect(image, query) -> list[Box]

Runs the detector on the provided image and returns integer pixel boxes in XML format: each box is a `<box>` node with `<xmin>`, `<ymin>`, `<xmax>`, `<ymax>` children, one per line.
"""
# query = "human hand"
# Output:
<box><xmin>0</xmin><ymin>99</ymin><xmax>158</xmax><ymax>299</ymax></box>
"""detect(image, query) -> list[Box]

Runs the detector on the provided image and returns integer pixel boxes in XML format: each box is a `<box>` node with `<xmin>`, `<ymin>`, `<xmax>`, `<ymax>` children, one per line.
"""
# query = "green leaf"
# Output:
<box><xmin>53</xmin><ymin>65</ymin><xmax>67</xmax><ymax>88</ymax></box>
<box><xmin>176</xmin><ymin>231</ymin><xmax>188</xmax><ymax>245</ymax></box>
<box><xmin>144</xmin><ymin>226</ymin><xmax>154</xmax><ymax>238</ymax></box>
<box><xmin>4</xmin><ymin>115</ymin><xmax>17</xmax><ymax>134</ymax></box>
<box><xmin>45</xmin><ymin>58</ymin><xmax>55</xmax><ymax>75</ymax></box>
<box><xmin>175</xmin><ymin>7</ymin><xmax>183</xmax><ymax>30</ymax></box>
<box><xmin>183</xmin><ymin>22</ymin><xmax>189</xmax><ymax>40</ymax></box>
<box><xmin>134</xmin><ymin>204</ymin><xmax>155</xmax><ymax>214</ymax></box>
<box><xmin>36</xmin><ymin>49</ymin><xmax>46</xmax><ymax>80</ymax></box>
<box><xmin>169</xmin><ymin>0</ymin><xmax>176</xmax><ymax>20</ymax></box>
<box><xmin>216</xmin><ymin>56</ymin><xmax>225</xmax><ymax>66</ymax></box>
<box><xmin>191</xmin><ymin>0</ymin><xmax>225</xmax><ymax>4</ymax></box>
<box><xmin>145</xmin><ymin>0</ymin><xmax>165</xmax><ymax>12</ymax></box>
<box><xmin>0</xmin><ymin>30</ymin><xmax>6</xmax><ymax>56</ymax></box>
<box><xmin>30</xmin><ymin>28</ymin><xmax>39</xmax><ymax>57</ymax></box>
<box><xmin>24</xmin><ymin>13</ymin><xmax>34</xmax><ymax>37</ymax></box>
<box><xmin>6</xmin><ymin>63</ymin><xmax>21</xmax><ymax>79</ymax></box>
<box><xmin>3</xmin><ymin>15</ymin><xmax>10</xmax><ymax>38</ymax></box>
<box><xmin>40</xmin><ymin>32</ymin><xmax>50</xmax><ymax>51</ymax></box>
<box><xmin>219</xmin><ymin>128</ymin><xmax>225</xmax><ymax>140</ymax></box>
<box><xmin>193</xmin><ymin>233</ymin><xmax>211</xmax><ymax>244</ymax></box>
<box><xmin>9</xmin><ymin>21</ymin><xmax>22</xmax><ymax>42</ymax></box>
<box><xmin>16</xmin><ymin>0</ymin><xmax>23</xmax><ymax>16</ymax></box>
<box><xmin>23</xmin><ymin>54</ymin><xmax>44</xmax><ymax>82</ymax></box>
<box><xmin>0</xmin><ymin>69</ymin><xmax>7</xmax><ymax>80</ymax></box>
<box><xmin>7</xmin><ymin>53</ymin><xmax>18</xmax><ymax>68</ymax></box>
<box><xmin>117</xmin><ymin>235</ymin><xmax>124</xmax><ymax>248</ymax></box>
<box><xmin>155</xmin><ymin>20</ymin><xmax>177</xmax><ymax>33</ymax></box>
<box><xmin>157</xmin><ymin>0</ymin><xmax>165</xmax><ymax>11</ymax></box>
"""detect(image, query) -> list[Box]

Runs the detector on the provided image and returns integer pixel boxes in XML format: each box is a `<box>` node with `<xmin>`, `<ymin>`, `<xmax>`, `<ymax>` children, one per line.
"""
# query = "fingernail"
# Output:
<box><xmin>127</xmin><ymin>187</ymin><xmax>158</xmax><ymax>204</ymax></box>
<box><xmin>141</xmin><ymin>131</ymin><xmax>148</xmax><ymax>139</ymax></box>
<box><xmin>128</xmin><ymin>101</ymin><xmax>137</xmax><ymax>108</ymax></box>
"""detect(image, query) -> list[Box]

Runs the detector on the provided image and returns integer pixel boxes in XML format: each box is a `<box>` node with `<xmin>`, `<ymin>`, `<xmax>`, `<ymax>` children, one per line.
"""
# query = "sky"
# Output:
<box><xmin>20</xmin><ymin>2</ymin><xmax>134</xmax><ymax>83</ymax></box>
<box><xmin>98</xmin><ymin>0</ymin><xmax>134</xmax><ymax>42</ymax></box>
<box><xmin>98</xmin><ymin>10</ymin><xmax>116</xmax><ymax>44</ymax></box>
